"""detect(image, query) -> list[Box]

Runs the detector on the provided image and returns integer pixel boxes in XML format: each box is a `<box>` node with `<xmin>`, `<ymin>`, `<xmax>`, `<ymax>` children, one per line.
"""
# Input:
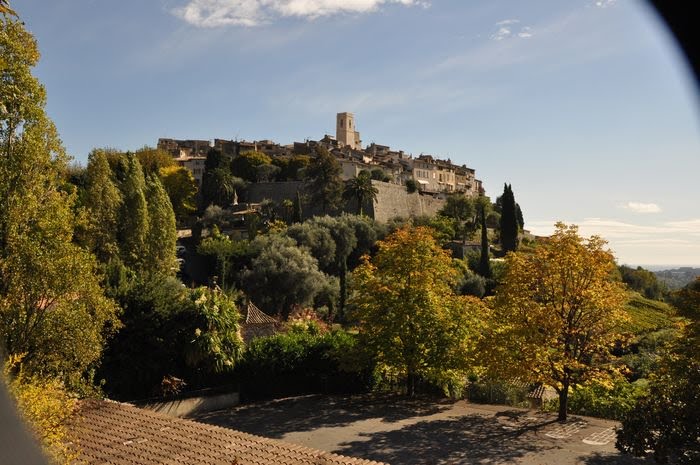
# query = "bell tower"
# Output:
<box><xmin>336</xmin><ymin>112</ymin><xmax>361</xmax><ymax>149</ymax></box>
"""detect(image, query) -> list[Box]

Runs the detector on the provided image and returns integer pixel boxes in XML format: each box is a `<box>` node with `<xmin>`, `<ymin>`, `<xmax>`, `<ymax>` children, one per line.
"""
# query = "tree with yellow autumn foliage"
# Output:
<box><xmin>350</xmin><ymin>226</ymin><xmax>485</xmax><ymax>396</ymax></box>
<box><xmin>486</xmin><ymin>223</ymin><xmax>628</xmax><ymax>421</ymax></box>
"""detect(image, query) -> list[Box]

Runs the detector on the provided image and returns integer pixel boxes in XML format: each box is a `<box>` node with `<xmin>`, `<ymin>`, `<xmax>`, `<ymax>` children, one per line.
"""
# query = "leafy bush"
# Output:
<box><xmin>466</xmin><ymin>378</ymin><xmax>530</xmax><ymax>407</ymax></box>
<box><xmin>5</xmin><ymin>356</ymin><xmax>78</xmax><ymax>465</ymax></box>
<box><xmin>543</xmin><ymin>379</ymin><xmax>647</xmax><ymax>421</ymax></box>
<box><xmin>99</xmin><ymin>276</ymin><xmax>242</xmax><ymax>400</ymax></box>
<box><xmin>236</xmin><ymin>326</ymin><xmax>371</xmax><ymax>400</ymax></box>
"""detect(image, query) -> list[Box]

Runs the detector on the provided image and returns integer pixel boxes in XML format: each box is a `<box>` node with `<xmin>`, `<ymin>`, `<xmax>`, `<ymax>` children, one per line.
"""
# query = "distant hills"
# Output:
<box><xmin>653</xmin><ymin>267</ymin><xmax>700</xmax><ymax>290</ymax></box>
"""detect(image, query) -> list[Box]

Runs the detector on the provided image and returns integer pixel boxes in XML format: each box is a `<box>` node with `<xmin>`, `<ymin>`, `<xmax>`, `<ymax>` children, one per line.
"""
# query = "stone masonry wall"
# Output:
<box><xmin>246</xmin><ymin>180</ymin><xmax>445</xmax><ymax>223</ymax></box>
<box><xmin>368</xmin><ymin>180</ymin><xmax>445</xmax><ymax>223</ymax></box>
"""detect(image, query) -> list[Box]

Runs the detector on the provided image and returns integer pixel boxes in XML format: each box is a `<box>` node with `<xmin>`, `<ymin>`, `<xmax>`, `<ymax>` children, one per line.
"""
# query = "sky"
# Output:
<box><xmin>15</xmin><ymin>0</ymin><xmax>700</xmax><ymax>267</ymax></box>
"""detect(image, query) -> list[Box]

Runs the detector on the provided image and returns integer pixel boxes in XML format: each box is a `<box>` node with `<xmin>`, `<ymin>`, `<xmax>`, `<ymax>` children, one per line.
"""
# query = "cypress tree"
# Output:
<box><xmin>293</xmin><ymin>190</ymin><xmax>303</xmax><ymax>223</ymax></box>
<box><xmin>499</xmin><ymin>183</ymin><xmax>519</xmax><ymax>253</ymax></box>
<box><xmin>118</xmin><ymin>153</ymin><xmax>150</xmax><ymax>270</ymax></box>
<box><xmin>145</xmin><ymin>173</ymin><xmax>177</xmax><ymax>275</ymax></box>
<box><xmin>515</xmin><ymin>203</ymin><xmax>524</xmax><ymax>231</ymax></box>
<box><xmin>478</xmin><ymin>204</ymin><xmax>491</xmax><ymax>278</ymax></box>
<box><xmin>81</xmin><ymin>149</ymin><xmax>123</xmax><ymax>262</ymax></box>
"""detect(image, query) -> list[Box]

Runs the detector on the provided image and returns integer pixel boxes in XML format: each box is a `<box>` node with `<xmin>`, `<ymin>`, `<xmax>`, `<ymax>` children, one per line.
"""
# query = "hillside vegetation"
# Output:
<box><xmin>622</xmin><ymin>292</ymin><xmax>679</xmax><ymax>334</ymax></box>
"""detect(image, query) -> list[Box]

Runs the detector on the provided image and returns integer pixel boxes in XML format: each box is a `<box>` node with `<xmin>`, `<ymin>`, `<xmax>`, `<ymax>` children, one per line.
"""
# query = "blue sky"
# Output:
<box><xmin>16</xmin><ymin>0</ymin><xmax>700</xmax><ymax>267</ymax></box>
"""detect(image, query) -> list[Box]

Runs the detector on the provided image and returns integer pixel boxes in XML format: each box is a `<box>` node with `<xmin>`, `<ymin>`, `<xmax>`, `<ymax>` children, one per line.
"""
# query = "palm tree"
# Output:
<box><xmin>343</xmin><ymin>171</ymin><xmax>378</xmax><ymax>216</ymax></box>
<box><xmin>203</xmin><ymin>168</ymin><xmax>245</xmax><ymax>207</ymax></box>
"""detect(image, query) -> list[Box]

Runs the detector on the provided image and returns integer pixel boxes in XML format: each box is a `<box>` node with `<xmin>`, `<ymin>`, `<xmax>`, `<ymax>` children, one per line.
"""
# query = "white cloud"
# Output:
<box><xmin>518</xmin><ymin>26</ymin><xmax>533</xmax><ymax>38</ymax></box>
<box><xmin>173</xmin><ymin>0</ymin><xmax>428</xmax><ymax>27</ymax></box>
<box><xmin>622</xmin><ymin>201</ymin><xmax>662</xmax><ymax>214</ymax></box>
<box><xmin>490</xmin><ymin>18</ymin><xmax>533</xmax><ymax>41</ymax></box>
<box><xmin>526</xmin><ymin>218</ymin><xmax>700</xmax><ymax>266</ymax></box>
<box><xmin>593</xmin><ymin>0</ymin><xmax>616</xmax><ymax>8</ymax></box>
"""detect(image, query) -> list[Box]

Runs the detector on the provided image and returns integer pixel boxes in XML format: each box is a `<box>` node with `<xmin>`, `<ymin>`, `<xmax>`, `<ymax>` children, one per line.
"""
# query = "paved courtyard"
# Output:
<box><xmin>193</xmin><ymin>394</ymin><xmax>653</xmax><ymax>465</ymax></box>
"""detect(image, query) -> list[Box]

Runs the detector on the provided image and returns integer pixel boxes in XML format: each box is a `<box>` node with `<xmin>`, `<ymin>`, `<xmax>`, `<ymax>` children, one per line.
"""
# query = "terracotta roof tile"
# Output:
<box><xmin>244</xmin><ymin>302</ymin><xmax>278</xmax><ymax>325</ymax></box>
<box><xmin>69</xmin><ymin>400</ymin><xmax>388</xmax><ymax>465</ymax></box>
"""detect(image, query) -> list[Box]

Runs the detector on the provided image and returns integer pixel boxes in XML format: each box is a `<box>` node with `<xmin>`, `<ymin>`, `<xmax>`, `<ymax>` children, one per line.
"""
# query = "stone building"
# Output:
<box><xmin>336</xmin><ymin>112</ymin><xmax>361</xmax><ymax>149</ymax></box>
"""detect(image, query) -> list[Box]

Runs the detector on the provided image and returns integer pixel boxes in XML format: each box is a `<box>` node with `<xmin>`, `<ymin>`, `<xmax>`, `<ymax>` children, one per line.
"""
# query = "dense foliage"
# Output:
<box><xmin>487</xmin><ymin>223</ymin><xmax>628</xmax><ymax>420</ymax></box>
<box><xmin>617</xmin><ymin>278</ymin><xmax>700</xmax><ymax>464</ymax></box>
<box><xmin>498</xmin><ymin>183</ymin><xmax>518</xmax><ymax>253</ymax></box>
<box><xmin>350</xmin><ymin>226</ymin><xmax>486</xmax><ymax>396</ymax></box>
<box><xmin>99</xmin><ymin>278</ymin><xmax>242</xmax><ymax>400</ymax></box>
<box><xmin>305</xmin><ymin>146</ymin><xmax>343</xmax><ymax>214</ymax></box>
<box><xmin>4</xmin><ymin>356</ymin><xmax>78</xmax><ymax>465</ymax></box>
<box><xmin>0</xmin><ymin>17</ymin><xmax>120</xmax><ymax>390</ymax></box>
<box><xmin>619</xmin><ymin>265</ymin><xmax>667</xmax><ymax>300</ymax></box>
<box><xmin>236</xmin><ymin>324</ymin><xmax>369</xmax><ymax>400</ymax></box>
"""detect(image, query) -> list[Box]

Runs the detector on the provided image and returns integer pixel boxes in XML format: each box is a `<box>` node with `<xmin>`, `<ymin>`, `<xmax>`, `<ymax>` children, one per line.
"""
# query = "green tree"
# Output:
<box><xmin>306</xmin><ymin>146</ymin><xmax>343</xmax><ymax>214</ymax></box>
<box><xmin>144</xmin><ymin>173</ymin><xmax>177</xmax><ymax>275</ymax></box>
<box><xmin>200</xmin><ymin>148</ymin><xmax>229</xmax><ymax>209</ymax></box>
<box><xmin>273</xmin><ymin>154</ymin><xmax>311</xmax><ymax>181</ymax></box>
<box><xmin>0</xmin><ymin>16</ymin><xmax>119</xmax><ymax>388</ymax></box>
<box><xmin>616</xmin><ymin>278</ymin><xmax>700</xmax><ymax>464</ymax></box>
<box><xmin>80</xmin><ymin>148</ymin><xmax>123</xmax><ymax>262</ymax></box>
<box><xmin>197</xmin><ymin>226</ymin><xmax>239</xmax><ymax>289</ymax></box>
<box><xmin>135</xmin><ymin>146</ymin><xmax>174</xmax><ymax>175</ymax></box>
<box><xmin>99</xmin><ymin>275</ymin><xmax>243</xmax><ymax>399</ymax></box>
<box><xmin>499</xmin><ymin>183</ymin><xmax>519</xmax><ymax>253</ymax></box>
<box><xmin>405</xmin><ymin>178</ymin><xmax>418</xmax><ymax>193</ymax></box>
<box><xmin>350</xmin><ymin>226</ymin><xmax>485</xmax><ymax>396</ymax></box>
<box><xmin>293</xmin><ymin>189</ymin><xmax>304</xmax><ymax>223</ymax></box>
<box><xmin>618</xmin><ymin>265</ymin><xmax>666</xmax><ymax>300</ymax></box>
<box><xmin>281</xmin><ymin>198</ymin><xmax>294</xmax><ymax>224</ymax></box>
<box><xmin>255</xmin><ymin>163</ymin><xmax>281</xmax><ymax>182</ymax></box>
<box><xmin>231</xmin><ymin>150</ymin><xmax>273</xmax><ymax>182</ymax></box>
<box><xmin>286</xmin><ymin>221</ymin><xmax>337</xmax><ymax>271</ymax></box>
<box><xmin>439</xmin><ymin>194</ymin><xmax>477</xmax><ymax>242</ymax></box>
<box><xmin>515</xmin><ymin>203</ymin><xmax>524</xmax><ymax>231</ymax></box>
<box><xmin>117</xmin><ymin>153</ymin><xmax>150</xmax><ymax>270</ymax></box>
<box><xmin>478</xmin><ymin>202</ymin><xmax>491</xmax><ymax>278</ymax></box>
<box><xmin>370</xmin><ymin>168</ymin><xmax>390</xmax><ymax>182</ymax></box>
<box><xmin>242</xmin><ymin>234</ymin><xmax>331</xmax><ymax>319</ymax></box>
<box><xmin>159</xmin><ymin>165</ymin><xmax>198</xmax><ymax>221</ymax></box>
<box><xmin>487</xmin><ymin>223</ymin><xmax>628</xmax><ymax>421</ymax></box>
<box><xmin>202</xmin><ymin>167</ymin><xmax>244</xmax><ymax>208</ymax></box>
<box><xmin>343</xmin><ymin>171</ymin><xmax>378</xmax><ymax>216</ymax></box>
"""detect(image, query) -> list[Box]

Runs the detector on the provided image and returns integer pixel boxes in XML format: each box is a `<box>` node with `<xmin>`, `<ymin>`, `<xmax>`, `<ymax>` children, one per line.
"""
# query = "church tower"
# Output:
<box><xmin>336</xmin><ymin>112</ymin><xmax>361</xmax><ymax>150</ymax></box>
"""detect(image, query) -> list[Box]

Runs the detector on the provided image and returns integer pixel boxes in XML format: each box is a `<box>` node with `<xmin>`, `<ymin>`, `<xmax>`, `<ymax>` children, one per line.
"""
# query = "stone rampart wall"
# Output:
<box><xmin>245</xmin><ymin>180</ymin><xmax>445</xmax><ymax>222</ymax></box>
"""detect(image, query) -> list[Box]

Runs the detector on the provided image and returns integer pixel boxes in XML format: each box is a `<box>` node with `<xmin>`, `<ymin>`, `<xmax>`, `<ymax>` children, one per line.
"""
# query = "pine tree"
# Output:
<box><xmin>499</xmin><ymin>183</ymin><xmax>519</xmax><ymax>253</ymax></box>
<box><xmin>145</xmin><ymin>173</ymin><xmax>177</xmax><ymax>275</ymax></box>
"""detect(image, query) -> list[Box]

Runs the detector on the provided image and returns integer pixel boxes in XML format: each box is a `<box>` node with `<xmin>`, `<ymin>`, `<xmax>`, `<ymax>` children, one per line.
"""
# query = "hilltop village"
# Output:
<box><xmin>158</xmin><ymin>112</ymin><xmax>483</xmax><ymax>204</ymax></box>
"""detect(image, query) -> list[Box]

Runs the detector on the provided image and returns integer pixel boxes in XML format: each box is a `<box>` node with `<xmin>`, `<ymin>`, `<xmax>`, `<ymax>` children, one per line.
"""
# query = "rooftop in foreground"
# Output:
<box><xmin>68</xmin><ymin>399</ymin><xmax>389</xmax><ymax>465</ymax></box>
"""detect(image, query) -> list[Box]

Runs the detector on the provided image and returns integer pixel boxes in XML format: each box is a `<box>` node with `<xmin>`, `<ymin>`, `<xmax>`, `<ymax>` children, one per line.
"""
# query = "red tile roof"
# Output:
<box><xmin>69</xmin><ymin>400</ymin><xmax>388</xmax><ymax>465</ymax></box>
<box><xmin>244</xmin><ymin>302</ymin><xmax>278</xmax><ymax>325</ymax></box>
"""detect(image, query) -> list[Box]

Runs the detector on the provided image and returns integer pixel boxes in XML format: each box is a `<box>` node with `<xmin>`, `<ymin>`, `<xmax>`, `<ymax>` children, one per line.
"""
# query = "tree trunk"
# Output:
<box><xmin>558</xmin><ymin>379</ymin><xmax>570</xmax><ymax>421</ymax></box>
<box><xmin>338</xmin><ymin>259</ymin><xmax>347</xmax><ymax>323</ymax></box>
<box><xmin>406</xmin><ymin>372</ymin><xmax>416</xmax><ymax>397</ymax></box>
